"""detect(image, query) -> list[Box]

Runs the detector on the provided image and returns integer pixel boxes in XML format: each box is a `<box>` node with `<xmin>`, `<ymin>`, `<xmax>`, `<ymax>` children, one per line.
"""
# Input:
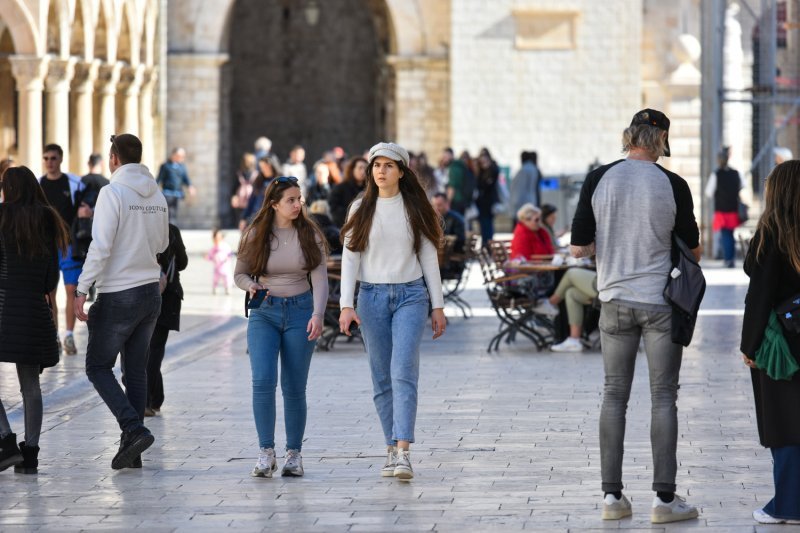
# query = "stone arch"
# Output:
<box><xmin>141</xmin><ymin>0</ymin><xmax>157</xmax><ymax>67</ymax></box>
<box><xmin>0</xmin><ymin>24</ymin><xmax>18</xmax><ymax>157</ymax></box>
<box><xmin>69</xmin><ymin>0</ymin><xmax>90</xmax><ymax>59</ymax></box>
<box><xmin>94</xmin><ymin>0</ymin><xmax>110</xmax><ymax>60</ymax></box>
<box><xmin>0</xmin><ymin>0</ymin><xmax>39</xmax><ymax>55</ymax></box>
<box><xmin>116</xmin><ymin>4</ymin><xmax>132</xmax><ymax>64</ymax></box>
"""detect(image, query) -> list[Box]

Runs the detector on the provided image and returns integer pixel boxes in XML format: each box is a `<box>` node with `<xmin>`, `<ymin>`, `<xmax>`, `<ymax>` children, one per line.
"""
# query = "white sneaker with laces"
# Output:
<box><xmin>601</xmin><ymin>493</ymin><xmax>632</xmax><ymax>520</ymax></box>
<box><xmin>651</xmin><ymin>494</ymin><xmax>699</xmax><ymax>523</ymax></box>
<box><xmin>551</xmin><ymin>337</ymin><xmax>583</xmax><ymax>352</ymax></box>
<box><xmin>393</xmin><ymin>449</ymin><xmax>413</xmax><ymax>480</ymax></box>
<box><xmin>251</xmin><ymin>447</ymin><xmax>277</xmax><ymax>478</ymax></box>
<box><xmin>533</xmin><ymin>299</ymin><xmax>559</xmax><ymax>317</ymax></box>
<box><xmin>753</xmin><ymin>509</ymin><xmax>800</xmax><ymax>524</ymax></box>
<box><xmin>281</xmin><ymin>449</ymin><xmax>304</xmax><ymax>477</ymax></box>
<box><xmin>381</xmin><ymin>446</ymin><xmax>397</xmax><ymax>477</ymax></box>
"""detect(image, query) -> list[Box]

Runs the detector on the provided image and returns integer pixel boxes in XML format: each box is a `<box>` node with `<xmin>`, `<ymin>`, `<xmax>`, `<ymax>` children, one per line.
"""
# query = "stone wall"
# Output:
<box><xmin>450</xmin><ymin>0</ymin><xmax>642</xmax><ymax>175</ymax></box>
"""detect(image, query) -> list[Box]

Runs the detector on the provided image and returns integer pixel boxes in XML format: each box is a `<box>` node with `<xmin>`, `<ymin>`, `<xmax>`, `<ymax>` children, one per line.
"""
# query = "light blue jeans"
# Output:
<box><xmin>358</xmin><ymin>277</ymin><xmax>429</xmax><ymax>445</ymax></box>
<box><xmin>598</xmin><ymin>301</ymin><xmax>683</xmax><ymax>493</ymax></box>
<box><xmin>247</xmin><ymin>291</ymin><xmax>315</xmax><ymax>451</ymax></box>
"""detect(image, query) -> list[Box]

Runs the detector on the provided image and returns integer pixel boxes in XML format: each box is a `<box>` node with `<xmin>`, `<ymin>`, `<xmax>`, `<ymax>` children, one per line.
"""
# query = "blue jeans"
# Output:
<box><xmin>720</xmin><ymin>228</ymin><xmax>735</xmax><ymax>264</ymax></box>
<box><xmin>477</xmin><ymin>214</ymin><xmax>495</xmax><ymax>245</ymax></box>
<box><xmin>358</xmin><ymin>278</ymin><xmax>429</xmax><ymax>445</ymax></box>
<box><xmin>247</xmin><ymin>291</ymin><xmax>315</xmax><ymax>450</ymax></box>
<box><xmin>598</xmin><ymin>301</ymin><xmax>683</xmax><ymax>493</ymax></box>
<box><xmin>85</xmin><ymin>283</ymin><xmax>161</xmax><ymax>433</ymax></box>
<box><xmin>764</xmin><ymin>445</ymin><xmax>800</xmax><ymax>519</ymax></box>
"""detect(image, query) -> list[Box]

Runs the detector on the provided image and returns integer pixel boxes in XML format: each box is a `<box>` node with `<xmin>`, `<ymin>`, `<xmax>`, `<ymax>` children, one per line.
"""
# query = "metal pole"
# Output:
<box><xmin>756</xmin><ymin>0</ymin><xmax>777</xmax><ymax>196</ymax></box>
<box><xmin>700</xmin><ymin>0</ymin><xmax>726</xmax><ymax>256</ymax></box>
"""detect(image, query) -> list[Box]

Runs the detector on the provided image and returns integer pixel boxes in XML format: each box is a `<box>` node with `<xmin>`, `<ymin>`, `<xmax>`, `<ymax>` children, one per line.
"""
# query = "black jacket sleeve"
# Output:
<box><xmin>658</xmin><ymin>164</ymin><xmax>700</xmax><ymax>249</ymax></box>
<box><xmin>741</xmin><ymin>231</ymin><xmax>779</xmax><ymax>357</ymax></box>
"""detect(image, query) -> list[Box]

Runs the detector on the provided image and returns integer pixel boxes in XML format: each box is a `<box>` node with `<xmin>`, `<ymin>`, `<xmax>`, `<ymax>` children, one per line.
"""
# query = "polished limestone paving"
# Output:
<box><xmin>0</xmin><ymin>232</ymin><xmax>794</xmax><ymax>531</ymax></box>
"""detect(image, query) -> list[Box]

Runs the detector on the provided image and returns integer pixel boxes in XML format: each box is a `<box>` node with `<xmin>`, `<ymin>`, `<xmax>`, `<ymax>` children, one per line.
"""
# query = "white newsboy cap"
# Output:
<box><xmin>368</xmin><ymin>142</ymin><xmax>409</xmax><ymax>167</ymax></box>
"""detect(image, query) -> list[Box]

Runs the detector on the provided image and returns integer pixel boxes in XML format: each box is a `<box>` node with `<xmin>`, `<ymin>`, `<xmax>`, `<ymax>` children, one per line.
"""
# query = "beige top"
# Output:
<box><xmin>234</xmin><ymin>226</ymin><xmax>328</xmax><ymax>317</ymax></box>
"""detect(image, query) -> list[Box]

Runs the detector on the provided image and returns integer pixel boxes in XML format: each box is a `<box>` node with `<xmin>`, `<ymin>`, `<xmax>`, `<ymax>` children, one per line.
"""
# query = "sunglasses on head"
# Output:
<box><xmin>275</xmin><ymin>176</ymin><xmax>299</xmax><ymax>184</ymax></box>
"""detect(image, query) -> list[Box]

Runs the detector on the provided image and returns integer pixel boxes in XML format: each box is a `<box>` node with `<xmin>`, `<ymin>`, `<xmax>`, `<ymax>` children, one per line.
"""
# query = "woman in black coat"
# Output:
<box><xmin>0</xmin><ymin>166</ymin><xmax>69</xmax><ymax>474</ymax></box>
<box><xmin>328</xmin><ymin>156</ymin><xmax>367</xmax><ymax>227</ymax></box>
<box><xmin>145</xmin><ymin>224</ymin><xmax>188</xmax><ymax>416</ymax></box>
<box><xmin>741</xmin><ymin>160</ymin><xmax>800</xmax><ymax>524</ymax></box>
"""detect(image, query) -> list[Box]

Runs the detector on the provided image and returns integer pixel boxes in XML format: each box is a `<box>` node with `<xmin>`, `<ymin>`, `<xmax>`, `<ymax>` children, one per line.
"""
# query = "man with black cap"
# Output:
<box><xmin>570</xmin><ymin>109</ymin><xmax>701</xmax><ymax>523</ymax></box>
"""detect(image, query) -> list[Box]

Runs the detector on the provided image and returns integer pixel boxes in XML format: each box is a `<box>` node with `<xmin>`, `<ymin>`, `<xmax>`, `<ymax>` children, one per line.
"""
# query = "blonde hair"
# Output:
<box><xmin>309</xmin><ymin>199</ymin><xmax>330</xmax><ymax>217</ymax></box>
<box><xmin>516</xmin><ymin>203</ymin><xmax>541</xmax><ymax>222</ymax></box>
<box><xmin>622</xmin><ymin>124</ymin><xmax>667</xmax><ymax>158</ymax></box>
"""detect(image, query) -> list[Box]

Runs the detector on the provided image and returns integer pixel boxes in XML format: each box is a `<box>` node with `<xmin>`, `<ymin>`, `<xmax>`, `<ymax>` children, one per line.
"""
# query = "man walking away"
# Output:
<box><xmin>156</xmin><ymin>147</ymin><xmax>195</xmax><ymax>225</ymax></box>
<box><xmin>570</xmin><ymin>109</ymin><xmax>701</xmax><ymax>524</ymax></box>
<box><xmin>75</xmin><ymin>134</ymin><xmax>169</xmax><ymax>470</ymax></box>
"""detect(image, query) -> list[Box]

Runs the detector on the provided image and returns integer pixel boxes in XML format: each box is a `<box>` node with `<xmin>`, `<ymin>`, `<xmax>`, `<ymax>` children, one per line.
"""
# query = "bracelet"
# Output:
<box><xmin>74</xmin><ymin>289</ymin><xmax>87</xmax><ymax>298</ymax></box>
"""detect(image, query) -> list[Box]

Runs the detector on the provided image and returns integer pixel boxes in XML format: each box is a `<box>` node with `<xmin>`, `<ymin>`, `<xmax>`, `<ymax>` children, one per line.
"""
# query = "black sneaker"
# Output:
<box><xmin>112</xmin><ymin>427</ymin><xmax>154</xmax><ymax>470</ymax></box>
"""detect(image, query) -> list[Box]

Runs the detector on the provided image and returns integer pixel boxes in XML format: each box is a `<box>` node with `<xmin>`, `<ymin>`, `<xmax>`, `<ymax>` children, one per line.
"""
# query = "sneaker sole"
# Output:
<box><xmin>281</xmin><ymin>469</ymin><xmax>304</xmax><ymax>477</ymax></box>
<box><xmin>381</xmin><ymin>468</ymin><xmax>396</xmax><ymax>477</ymax></box>
<box><xmin>251</xmin><ymin>464</ymin><xmax>277</xmax><ymax>478</ymax></box>
<box><xmin>111</xmin><ymin>433</ymin><xmax>154</xmax><ymax>470</ymax></box>
<box><xmin>394</xmin><ymin>468</ymin><xmax>413</xmax><ymax>480</ymax></box>
<box><xmin>602</xmin><ymin>508</ymin><xmax>632</xmax><ymax>520</ymax></box>
<box><xmin>651</xmin><ymin>510</ymin><xmax>699</xmax><ymax>524</ymax></box>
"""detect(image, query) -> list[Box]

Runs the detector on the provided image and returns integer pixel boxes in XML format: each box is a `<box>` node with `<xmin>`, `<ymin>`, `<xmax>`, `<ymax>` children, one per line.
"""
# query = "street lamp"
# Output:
<box><xmin>304</xmin><ymin>0</ymin><xmax>320</xmax><ymax>26</ymax></box>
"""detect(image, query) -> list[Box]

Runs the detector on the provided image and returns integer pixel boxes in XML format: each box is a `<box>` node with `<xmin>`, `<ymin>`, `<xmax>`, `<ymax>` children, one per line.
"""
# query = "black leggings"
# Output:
<box><xmin>0</xmin><ymin>364</ymin><xmax>42</xmax><ymax>446</ymax></box>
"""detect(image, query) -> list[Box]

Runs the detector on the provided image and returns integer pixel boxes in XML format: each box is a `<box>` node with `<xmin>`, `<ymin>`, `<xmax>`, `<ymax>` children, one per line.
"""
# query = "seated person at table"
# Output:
<box><xmin>309</xmin><ymin>200</ymin><xmax>343</xmax><ymax>255</ymax></box>
<box><xmin>510</xmin><ymin>203</ymin><xmax>555</xmax><ymax>260</ymax></box>
<box><xmin>540</xmin><ymin>203</ymin><xmax>563</xmax><ymax>249</ymax></box>
<box><xmin>535</xmin><ymin>268</ymin><xmax>598</xmax><ymax>352</ymax></box>
<box><xmin>432</xmin><ymin>192</ymin><xmax>466</xmax><ymax>253</ymax></box>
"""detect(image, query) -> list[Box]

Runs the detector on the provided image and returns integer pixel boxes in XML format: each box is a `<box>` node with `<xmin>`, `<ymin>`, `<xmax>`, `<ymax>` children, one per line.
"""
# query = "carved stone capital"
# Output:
<box><xmin>9</xmin><ymin>55</ymin><xmax>50</xmax><ymax>92</ymax></box>
<box><xmin>45</xmin><ymin>57</ymin><xmax>77</xmax><ymax>93</ymax></box>
<box><xmin>95</xmin><ymin>62</ymin><xmax>123</xmax><ymax>96</ymax></box>
<box><xmin>118</xmin><ymin>64</ymin><xmax>145</xmax><ymax>97</ymax></box>
<box><xmin>71</xmin><ymin>59</ymin><xmax>101</xmax><ymax>94</ymax></box>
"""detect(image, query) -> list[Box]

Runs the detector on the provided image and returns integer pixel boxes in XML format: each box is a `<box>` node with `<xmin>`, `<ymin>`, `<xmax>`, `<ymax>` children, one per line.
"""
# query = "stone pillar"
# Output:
<box><xmin>70</xmin><ymin>60</ymin><xmax>100</xmax><ymax>174</ymax></box>
<box><xmin>45</xmin><ymin>57</ymin><xmax>76</xmax><ymax>169</ymax></box>
<box><xmin>167</xmin><ymin>52</ymin><xmax>228</xmax><ymax>228</ymax></box>
<box><xmin>139</xmin><ymin>67</ymin><xmax>158</xmax><ymax>171</ymax></box>
<box><xmin>118</xmin><ymin>65</ymin><xmax>144</xmax><ymax>136</ymax></box>
<box><xmin>94</xmin><ymin>62</ymin><xmax>121</xmax><ymax>153</ymax></box>
<box><xmin>386</xmin><ymin>55</ymin><xmax>450</xmax><ymax>158</ymax></box>
<box><xmin>9</xmin><ymin>55</ymin><xmax>49</xmax><ymax>174</ymax></box>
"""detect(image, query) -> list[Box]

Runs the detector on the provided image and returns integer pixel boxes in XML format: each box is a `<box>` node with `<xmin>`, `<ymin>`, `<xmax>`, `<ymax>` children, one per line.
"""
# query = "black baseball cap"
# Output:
<box><xmin>630</xmin><ymin>108</ymin><xmax>671</xmax><ymax>157</ymax></box>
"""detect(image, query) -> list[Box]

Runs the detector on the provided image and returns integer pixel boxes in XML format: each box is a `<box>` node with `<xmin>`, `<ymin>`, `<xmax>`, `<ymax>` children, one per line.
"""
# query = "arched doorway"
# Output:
<box><xmin>223</xmin><ymin>0</ymin><xmax>392</xmax><ymax>175</ymax></box>
<box><xmin>0</xmin><ymin>22</ymin><xmax>17</xmax><ymax>158</ymax></box>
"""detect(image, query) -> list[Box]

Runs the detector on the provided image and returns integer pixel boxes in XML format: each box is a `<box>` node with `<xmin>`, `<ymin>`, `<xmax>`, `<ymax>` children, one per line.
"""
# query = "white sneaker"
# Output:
<box><xmin>251</xmin><ymin>447</ymin><xmax>277</xmax><ymax>478</ymax></box>
<box><xmin>281</xmin><ymin>449</ymin><xmax>304</xmax><ymax>477</ymax></box>
<box><xmin>651</xmin><ymin>494</ymin><xmax>699</xmax><ymax>523</ymax></box>
<box><xmin>533</xmin><ymin>299</ymin><xmax>559</xmax><ymax>317</ymax></box>
<box><xmin>393</xmin><ymin>449</ymin><xmax>413</xmax><ymax>480</ymax></box>
<box><xmin>753</xmin><ymin>509</ymin><xmax>800</xmax><ymax>524</ymax></box>
<box><xmin>601</xmin><ymin>493</ymin><xmax>632</xmax><ymax>520</ymax></box>
<box><xmin>381</xmin><ymin>446</ymin><xmax>397</xmax><ymax>477</ymax></box>
<box><xmin>551</xmin><ymin>337</ymin><xmax>583</xmax><ymax>352</ymax></box>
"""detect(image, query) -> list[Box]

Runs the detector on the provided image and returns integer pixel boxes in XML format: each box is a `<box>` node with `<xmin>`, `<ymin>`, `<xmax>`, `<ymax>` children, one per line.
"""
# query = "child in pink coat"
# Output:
<box><xmin>206</xmin><ymin>229</ymin><xmax>234</xmax><ymax>294</ymax></box>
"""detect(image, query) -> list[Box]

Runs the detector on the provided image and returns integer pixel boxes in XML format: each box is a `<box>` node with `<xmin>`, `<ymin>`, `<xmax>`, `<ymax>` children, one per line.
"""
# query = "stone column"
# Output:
<box><xmin>94</xmin><ymin>62</ymin><xmax>121</xmax><ymax>153</ymax></box>
<box><xmin>9</xmin><ymin>55</ymin><xmax>49</xmax><ymax>174</ymax></box>
<box><xmin>139</xmin><ymin>67</ymin><xmax>158</xmax><ymax>171</ymax></box>
<box><xmin>44</xmin><ymin>57</ymin><xmax>76</xmax><ymax>169</ymax></box>
<box><xmin>118</xmin><ymin>64</ymin><xmax>144</xmax><ymax>136</ymax></box>
<box><xmin>386</xmin><ymin>55</ymin><xmax>450</xmax><ymax>158</ymax></box>
<box><xmin>167</xmin><ymin>52</ymin><xmax>228</xmax><ymax>228</ymax></box>
<box><xmin>70</xmin><ymin>60</ymin><xmax>100</xmax><ymax>174</ymax></box>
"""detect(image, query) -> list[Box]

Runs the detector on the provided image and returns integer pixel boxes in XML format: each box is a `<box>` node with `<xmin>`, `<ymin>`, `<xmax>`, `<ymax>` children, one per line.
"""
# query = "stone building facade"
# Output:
<box><xmin>0</xmin><ymin>0</ymin><xmax>164</xmax><ymax>177</ymax></box>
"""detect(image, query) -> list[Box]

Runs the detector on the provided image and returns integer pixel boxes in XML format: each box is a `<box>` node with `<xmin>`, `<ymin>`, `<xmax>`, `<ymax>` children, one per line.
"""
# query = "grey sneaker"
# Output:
<box><xmin>281</xmin><ymin>449</ymin><xmax>304</xmax><ymax>477</ymax></box>
<box><xmin>393</xmin><ymin>449</ymin><xmax>413</xmax><ymax>480</ymax></box>
<box><xmin>601</xmin><ymin>493</ymin><xmax>632</xmax><ymax>520</ymax></box>
<box><xmin>381</xmin><ymin>446</ymin><xmax>397</xmax><ymax>477</ymax></box>
<box><xmin>651</xmin><ymin>494</ymin><xmax>698</xmax><ymax>523</ymax></box>
<box><xmin>64</xmin><ymin>334</ymin><xmax>77</xmax><ymax>355</ymax></box>
<box><xmin>251</xmin><ymin>447</ymin><xmax>277</xmax><ymax>478</ymax></box>
<box><xmin>752</xmin><ymin>509</ymin><xmax>800</xmax><ymax>525</ymax></box>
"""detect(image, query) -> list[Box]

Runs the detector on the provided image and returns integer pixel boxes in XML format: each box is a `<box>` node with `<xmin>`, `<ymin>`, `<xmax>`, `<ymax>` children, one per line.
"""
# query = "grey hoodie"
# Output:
<box><xmin>77</xmin><ymin>164</ymin><xmax>169</xmax><ymax>294</ymax></box>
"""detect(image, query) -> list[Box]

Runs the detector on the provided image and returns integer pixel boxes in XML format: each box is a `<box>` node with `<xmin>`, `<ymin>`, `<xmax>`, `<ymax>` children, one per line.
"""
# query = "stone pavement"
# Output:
<box><xmin>0</xmin><ymin>230</ymin><xmax>797</xmax><ymax>532</ymax></box>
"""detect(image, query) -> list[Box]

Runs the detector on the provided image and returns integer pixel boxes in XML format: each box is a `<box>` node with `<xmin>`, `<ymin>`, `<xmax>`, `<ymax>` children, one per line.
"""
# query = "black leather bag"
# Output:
<box><xmin>664</xmin><ymin>235</ymin><xmax>706</xmax><ymax>346</ymax></box>
<box><xmin>775</xmin><ymin>293</ymin><xmax>800</xmax><ymax>334</ymax></box>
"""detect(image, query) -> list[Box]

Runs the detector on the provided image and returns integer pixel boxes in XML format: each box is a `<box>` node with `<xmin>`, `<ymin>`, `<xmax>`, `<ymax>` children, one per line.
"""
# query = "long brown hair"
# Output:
<box><xmin>756</xmin><ymin>160</ymin><xmax>800</xmax><ymax>271</ymax></box>
<box><xmin>0</xmin><ymin>166</ymin><xmax>69</xmax><ymax>259</ymax></box>
<box><xmin>237</xmin><ymin>177</ymin><xmax>328</xmax><ymax>275</ymax></box>
<box><xmin>341</xmin><ymin>158</ymin><xmax>443</xmax><ymax>253</ymax></box>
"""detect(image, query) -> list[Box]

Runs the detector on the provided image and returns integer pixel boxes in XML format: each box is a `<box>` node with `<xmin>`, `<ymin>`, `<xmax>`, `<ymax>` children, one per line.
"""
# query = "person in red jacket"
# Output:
<box><xmin>510</xmin><ymin>203</ymin><xmax>555</xmax><ymax>260</ymax></box>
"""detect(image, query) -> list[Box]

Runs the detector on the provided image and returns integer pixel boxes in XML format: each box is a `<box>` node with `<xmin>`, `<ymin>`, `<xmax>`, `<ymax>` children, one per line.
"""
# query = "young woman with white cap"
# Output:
<box><xmin>338</xmin><ymin>142</ymin><xmax>446</xmax><ymax>481</ymax></box>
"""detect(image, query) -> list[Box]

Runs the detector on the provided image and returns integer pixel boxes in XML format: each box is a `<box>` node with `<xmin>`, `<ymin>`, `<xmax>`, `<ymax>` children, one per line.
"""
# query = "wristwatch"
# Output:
<box><xmin>74</xmin><ymin>289</ymin><xmax>87</xmax><ymax>298</ymax></box>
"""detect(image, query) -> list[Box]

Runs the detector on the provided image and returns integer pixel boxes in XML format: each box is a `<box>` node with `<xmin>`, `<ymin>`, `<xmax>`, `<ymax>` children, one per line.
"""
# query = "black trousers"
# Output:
<box><xmin>146</xmin><ymin>324</ymin><xmax>171</xmax><ymax>409</ymax></box>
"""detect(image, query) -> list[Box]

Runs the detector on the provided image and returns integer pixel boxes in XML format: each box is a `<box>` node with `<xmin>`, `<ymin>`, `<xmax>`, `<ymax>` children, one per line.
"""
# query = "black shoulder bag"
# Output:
<box><xmin>663</xmin><ymin>235</ymin><xmax>706</xmax><ymax>346</ymax></box>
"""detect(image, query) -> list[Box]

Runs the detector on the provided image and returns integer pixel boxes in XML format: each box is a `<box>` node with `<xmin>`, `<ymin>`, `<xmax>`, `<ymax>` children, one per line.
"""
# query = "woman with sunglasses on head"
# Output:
<box><xmin>234</xmin><ymin>176</ymin><xmax>328</xmax><ymax>479</ymax></box>
<box><xmin>0</xmin><ymin>166</ymin><xmax>69</xmax><ymax>474</ymax></box>
<box><xmin>338</xmin><ymin>142</ymin><xmax>446</xmax><ymax>481</ymax></box>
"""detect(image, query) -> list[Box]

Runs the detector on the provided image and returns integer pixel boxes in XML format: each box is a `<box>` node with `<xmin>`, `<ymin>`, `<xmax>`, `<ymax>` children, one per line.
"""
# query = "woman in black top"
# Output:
<box><xmin>475</xmin><ymin>149</ymin><xmax>499</xmax><ymax>245</ymax></box>
<box><xmin>328</xmin><ymin>157</ymin><xmax>367</xmax><ymax>227</ymax></box>
<box><xmin>0</xmin><ymin>166</ymin><xmax>69</xmax><ymax>474</ymax></box>
<box><xmin>741</xmin><ymin>160</ymin><xmax>800</xmax><ymax>524</ymax></box>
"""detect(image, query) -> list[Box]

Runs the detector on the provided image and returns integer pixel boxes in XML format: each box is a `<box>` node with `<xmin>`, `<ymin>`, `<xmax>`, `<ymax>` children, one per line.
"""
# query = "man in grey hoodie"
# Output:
<box><xmin>75</xmin><ymin>134</ymin><xmax>169</xmax><ymax>470</ymax></box>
